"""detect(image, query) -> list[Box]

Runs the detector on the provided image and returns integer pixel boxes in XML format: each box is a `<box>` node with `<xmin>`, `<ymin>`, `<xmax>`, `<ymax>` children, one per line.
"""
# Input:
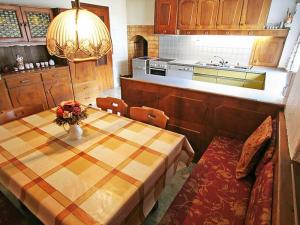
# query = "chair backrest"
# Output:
<box><xmin>0</xmin><ymin>104</ymin><xmax>44</xmax><ymax>125</ymax></box>
<box><xmin>129</xmin><ymin>106</ymin><xmax>169</xmax><ymax>129</ymax></box>
<box><xmin>96</xmin><ymin>97</ymin><xmax>128</xmax><ymax>116</ymax></box>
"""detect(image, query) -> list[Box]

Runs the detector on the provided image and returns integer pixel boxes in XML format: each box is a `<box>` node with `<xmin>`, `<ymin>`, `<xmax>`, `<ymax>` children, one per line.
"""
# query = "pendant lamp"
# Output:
<box><xmin>46</xmin><ymin>0</ymin><xmax>112</xmax><ymax>62</ymax></box>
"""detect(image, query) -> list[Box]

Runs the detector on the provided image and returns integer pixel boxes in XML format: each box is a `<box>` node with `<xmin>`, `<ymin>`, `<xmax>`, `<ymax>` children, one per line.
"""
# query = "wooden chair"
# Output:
<box><xmin>0</xmin><ymin>105</ymin><xmax>44</xmax><ymax>125</ymax></box>
<box><xmin>96</xmin><ymin>97</ymin><xmax>128</xmax><ymax>116</ymax></box>
<box><xmin>129</xmin><ymin>106</ymin><xmax>169</xmax><ymax>129</ymax></box>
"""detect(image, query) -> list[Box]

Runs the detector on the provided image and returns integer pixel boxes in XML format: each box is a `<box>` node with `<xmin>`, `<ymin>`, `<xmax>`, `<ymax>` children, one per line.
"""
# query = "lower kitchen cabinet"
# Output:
<box><xmin>9</xmin><ymin>83</ymin><xmax>48</xmax><ymax>109</ymax></box>
<box><xmin>44</xmin><ymin>78</ymin><xmax>74</xmax><ymax>108</ymax></box>
<box><xmin>0</xmin><ymin>80</ymin><xmax>12</xmax><ymax>111</ymax></box>
<box><xmin>193</xmin><ymin>75</ymin><xmax>217</xmax><ymax>83</ymax></box>
<box><xmin>217</xmin><ymin>77</ymin><xmax>244</xmax><ymax>87</ymax></box>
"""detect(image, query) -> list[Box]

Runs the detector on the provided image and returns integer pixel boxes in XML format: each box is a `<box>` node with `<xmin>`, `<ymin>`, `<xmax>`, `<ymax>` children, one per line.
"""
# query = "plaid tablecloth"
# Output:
<box><xmin>0</xmin><ymin>107</ymin><xmax>194</xmax><ymax>225</ymax></box>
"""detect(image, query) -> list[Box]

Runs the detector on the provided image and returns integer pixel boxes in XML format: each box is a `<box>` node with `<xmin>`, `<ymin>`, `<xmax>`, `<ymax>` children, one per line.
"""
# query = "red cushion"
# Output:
<box><xmin>159</xmin><ymin>136</ymin><xmax>254</xmax><ymax>225</ymax></box>
<box><xmin>245</xmin><ymin>162</ymin><xmax>274</xmax><ymax>225</ymax></box>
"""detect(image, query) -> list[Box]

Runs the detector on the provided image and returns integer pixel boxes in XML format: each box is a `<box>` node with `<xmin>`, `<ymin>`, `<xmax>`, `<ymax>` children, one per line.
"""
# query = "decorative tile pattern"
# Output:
<box><xmin>0</xmin><ymin>107</ymin><xmax>194</xmax><ymax>225</ymax></box>
<box><xmin>0</xmin><ymin>9</ymin><xmax>22</xmax><ymax>38</ymax></box>
<box><xmin>26</xmin><ymin>11</ymin><xmax>51</xmax><ymax>38</ymax></box>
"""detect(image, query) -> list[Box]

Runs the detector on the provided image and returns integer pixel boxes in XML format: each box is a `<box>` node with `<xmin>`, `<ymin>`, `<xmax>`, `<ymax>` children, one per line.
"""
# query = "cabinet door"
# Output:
<box><xmin>20</xmin><ymin>7</ymin><xmax>53</xmax><ymax>42</ymax></box>
<box><xmin>155</xmin><ymin>0</ymin><xmax>178</xmax><ymax>34</ymax></box>
<box><xmin>9</xmin><ymin>83</ymin><xmax>48</xmax><ymax>109</ymax></box>
<box><xmin>0</xmin><ymin>4</ymin><xmax>28</xmax><ymax>43</ymax></box>
<box><xmin>217</xmin><ymin>0</ymin><xmax>243</xmax><ymax>29</ymax></box>
<box><xmin>0</xmin><ymin>80</ymin><xmax>12</xmax><ymax>111</ymax></box>
<box><xmin>44</xmin><ymin>79</ymin><xmax>74</xmax><ymax>108</ymax></box>
<box><xmin>250</xmin><ymin>37</ymin><xmax>285</xmax><ymax>67</ymax></box>
<box><xmin>177</xmin><ymin>0</ymin><xmax>198</xmax><ymax>30</ymax></box>
<box><xmin>195</xmin><ymin>0</ymin><xmax>219</xmax><ymax>29</ymax></box>
<box><xmin>240</xmin><ymin>0</ymin><xmax>271</xmax><ymax>29</ymax></box>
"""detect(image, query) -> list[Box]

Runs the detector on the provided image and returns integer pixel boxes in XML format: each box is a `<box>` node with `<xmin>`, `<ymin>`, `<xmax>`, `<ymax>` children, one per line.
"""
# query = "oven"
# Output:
<box><xmin>149</xmin><ymin>67</ymin><xmax>167</xmax><ymax>76</ymax></box>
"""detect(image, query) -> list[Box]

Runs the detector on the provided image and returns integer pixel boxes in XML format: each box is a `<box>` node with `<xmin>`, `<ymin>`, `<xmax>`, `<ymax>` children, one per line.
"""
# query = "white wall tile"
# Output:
<box><xmin>159</xmin><ymin>35</ymin><xmax>255</xmax><ymax>66</ymax></box>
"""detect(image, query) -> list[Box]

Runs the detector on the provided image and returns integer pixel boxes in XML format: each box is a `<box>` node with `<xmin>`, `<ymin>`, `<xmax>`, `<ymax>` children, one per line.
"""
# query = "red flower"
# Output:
<box><xmin>56</xmin><ymin>106</ymin><xmax>64</xmax><ymax>117</ymax></box>
<box><xmin>73</xmin><ymin>106</ymin><xmax>81</xmax><ymax>116</ymax></box>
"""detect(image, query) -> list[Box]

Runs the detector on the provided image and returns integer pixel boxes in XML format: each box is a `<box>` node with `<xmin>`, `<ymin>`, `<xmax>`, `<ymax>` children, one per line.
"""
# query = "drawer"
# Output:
<box><xmin>42</xmin><ymin>67</ymin><xmax>70</xmax><ymax>82</ymax></box>
<box><xmin>5</xmin><ymin>73</ymin><xmax>42</xmax><ymax>88</ymax></box>
<box><xmin>217</xmin><ymin>70</ymin><xmax>246</xmax><ymax>79</ymax></box>
<box><xmin>244</xmin><ymin>80</ymin><xmax>265</xmax><ymax>90</ymax></box>
<box><xmin>194</xmin><ymin>67</ymin><xmax>218</xmax><ymax>76</ymax></box>
<box><xmin>246</xmin><ymin>73</ymin><xmax>265</xmax><ymax>81</ymax></box>
<box><xmin>217</xmin><ymin>78</ymin><xmax>244</xmax><ymax>87</ymax></box>
<box><xmin>193</xmin><ymin>75</ymin><xmax>217</xmax><ymax>83</ymax></box>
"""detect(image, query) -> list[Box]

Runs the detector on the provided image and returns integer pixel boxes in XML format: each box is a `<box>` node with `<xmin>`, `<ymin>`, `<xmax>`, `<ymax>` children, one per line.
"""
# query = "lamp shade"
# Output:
<box><xmin>46</xmin><ymin>8</ymin><xmax>112</xmax><ymax>62</ymax></box>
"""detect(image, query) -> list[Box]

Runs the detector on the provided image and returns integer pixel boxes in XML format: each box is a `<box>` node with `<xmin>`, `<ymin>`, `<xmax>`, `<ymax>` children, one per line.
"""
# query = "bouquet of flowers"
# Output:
<box><xmin>55</xmin><ymin>101</ymin><xmax>88</xmax><ymax>126</ymax></box>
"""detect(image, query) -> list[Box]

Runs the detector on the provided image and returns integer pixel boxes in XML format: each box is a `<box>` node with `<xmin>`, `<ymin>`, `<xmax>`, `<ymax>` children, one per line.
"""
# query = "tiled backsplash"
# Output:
<box><xmin>159</xmin><ymin>35</ymin><xmax>256</xmax><ymax>66</ymax></box>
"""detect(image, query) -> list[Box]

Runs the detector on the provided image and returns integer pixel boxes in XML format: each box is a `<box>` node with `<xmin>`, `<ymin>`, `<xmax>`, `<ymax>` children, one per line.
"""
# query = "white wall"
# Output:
<box><xmin>126</xmin><ymin>0</ymin><xmax>155</xmax><ymax>25</ymax></box>
<box><xmin>267</xmin><ymin>0</ymin><xmax>297</xmax><ymax>24</ymax></box>
<box><xmin>285</xmin><ymin>68</ymin><xmax>300</xmax><ymax>162</ymax></box>
<box><xmin>279</xmin><ymin>3</ymin><xmax>300</xmax><ymax>68</ymax></box>
<box><xmin>0</xmin><ymin>0</ymin><xmax>129</xmax><ymax>87</ymax></box>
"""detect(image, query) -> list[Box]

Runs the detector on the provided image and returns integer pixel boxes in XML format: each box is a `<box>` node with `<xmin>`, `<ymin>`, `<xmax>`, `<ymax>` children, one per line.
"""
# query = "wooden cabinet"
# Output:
<box><xmin>73</xmin><ymin>81</ymin><xmax>99</xmax><ymax>105</ymax></box>
<box><xmin>217</xmin><ymin>0</ymin><xmax>243</xmax><ymax>29</ymax></box>
<box><xmin>20</xmin><ymin>7</ymin><xmax>53</xmax><ymax>42</ymax></box>
<box><xmin>195</xmin><ymin>0</ymin><xmax>219</xmax><ymax>29</ymax></box>
<box><xmin>0</xmin><ymin>4</ymin><xmax>52</xmax><ymax>44</ymax></box>
<box><xmin>155</xmin><ymin>0</ymin><xmax>178</xmax><ymax>34</ymax></box>
<box><xmin>3</xmin><ymin>67</ymin><xmax>73</xmax><ymax>110</ymax></box>
<box><xmin>173</xmin><ymin>0</ymin><xmax>273</xmax><ymax>32</ymax></box>
<box><xmin>177</xmin><ymin>0</ymin><xmax>198</xmax><ymax>30</ymax></box>
<box><xmin>240</xmin><ymin>0</ymin><xmax>271</xmax><ymax>29</ymax></box>
<box><xmin>0</xmin><ymin>5</ymin><xmax>28</xmax><ymax>43</ymax></box>
<box><xmin>0</xmin><ymin>80</ymin><xmax>12</xmax><ymax>111</ymax></box>
<box><xmin>251</xmin><ymin>37</ymin><xmax>285</xmax><ymax>67</ymax></box>
<box><xmin>42</xmin><ymin>67</ymin><xmax>74</xmax><ymax>108</ymax></box>
<box><xmin>6</xmin><ymin>74</ymin><xmax>48</xmax><ymax>109</ymax></box>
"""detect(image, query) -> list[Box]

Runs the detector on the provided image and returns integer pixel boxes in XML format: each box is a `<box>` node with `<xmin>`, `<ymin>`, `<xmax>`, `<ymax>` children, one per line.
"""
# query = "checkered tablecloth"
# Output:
<box><xmin>0</xmin><ymin>107</ymin><xmax>194</xmax><ymax>225</ymax></box>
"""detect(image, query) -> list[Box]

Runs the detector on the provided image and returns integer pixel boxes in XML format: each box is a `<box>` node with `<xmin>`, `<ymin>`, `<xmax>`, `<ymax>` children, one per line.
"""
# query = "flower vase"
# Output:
<box><xmin>68</xmin><ymin>124</ymin><xmax>83</xmax><ymax>140</ymax></box>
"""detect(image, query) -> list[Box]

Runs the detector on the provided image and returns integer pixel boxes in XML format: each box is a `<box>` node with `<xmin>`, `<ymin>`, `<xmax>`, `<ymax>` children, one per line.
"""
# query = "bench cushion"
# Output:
<box><xmin>159</xmin><ymin>136</ymin><xmax>253</xmax><ymax>225</ymax></box>
<box><xmin>244</xmin><ymin>162</ymin><xmax>274</xmax><ymax>225</ymax></box>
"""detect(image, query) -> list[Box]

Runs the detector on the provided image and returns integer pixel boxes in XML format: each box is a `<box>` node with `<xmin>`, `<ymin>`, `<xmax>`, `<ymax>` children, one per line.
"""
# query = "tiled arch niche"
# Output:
<box><xmin>127</xmin><ymin>25</ymin><xmax>159</xmax><ymax>74</ymax></box>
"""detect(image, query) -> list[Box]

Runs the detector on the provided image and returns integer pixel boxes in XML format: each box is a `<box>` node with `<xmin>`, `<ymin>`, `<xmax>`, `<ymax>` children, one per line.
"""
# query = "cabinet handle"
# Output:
<box><xmin>163</xmin><ymin>30</ymin><xmax>167</xmax><ymax>33</ymax></box>
<box><xmin>187</xmin><ymin>31</ymin><xmax>191</xmax><ymax>34</ymax></box>
<box><xmin>20</xmin><ymin>80</ymin><xmax>30</xmax><ymax>84</ymax></box>
<box><xmin>204</xmin><ymin>31</ymin><xmax>208</xmax><ymax>34</ymax></box>
<box><xmin>226</xmin><ymin>31</ymin><xmax>230</xmax><ymax>35</ymax></box>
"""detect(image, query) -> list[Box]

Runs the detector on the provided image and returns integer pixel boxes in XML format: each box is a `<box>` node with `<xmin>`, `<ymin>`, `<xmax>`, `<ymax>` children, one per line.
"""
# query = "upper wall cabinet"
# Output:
<box><xmin>0</xmin><ymin>5</ymin><xmax>28</xmax><ymax>43</ymax></box>
<box><xmin>0</xmin><ymin>4</ymin><xmax>53</xmax><ymax>44</ymax></box>
<box><xmin>195</xmin><ymin>0</ymin><xmax>219</xmax><ymax>29</ymax></box>
<box><xmin>20</xmin><ymin>7</ymin><xmax>53</xmax><ymax>42</ymax></box>
<box><xmin>155</xmin><ymin>0</ymin><xmax>178</xmax><ymax>34</ymax></box>
<box><xmin>177</xmin><ymin>0</ymin><xmax>198</xmax><ymax>30</ymax></box>
<box><xmin>217</xmin><ymin>0</ymin><xmax>243</xmax><ymax>29</ymax></box>
<box><xmin>240</xmin><ymin>0</ymin><xmax>271</xmax><ymax>29</ymax></box>
<box><xmin>169</xmin><ymin>0</ymin><xmax>273</xmax><ymax>32</ymax></box>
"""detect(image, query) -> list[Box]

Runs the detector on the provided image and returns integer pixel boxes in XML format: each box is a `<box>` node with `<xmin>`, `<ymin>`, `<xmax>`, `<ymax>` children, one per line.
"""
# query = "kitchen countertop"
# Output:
<box><xmin>169</xmin><ymin>59</ymin><xmax>287</xmax><ymax>74</ymax></box>
<box><xmin>129</xmin><ymin>65</ymin><xmax>289</xmax><ymax>105</ymax></box>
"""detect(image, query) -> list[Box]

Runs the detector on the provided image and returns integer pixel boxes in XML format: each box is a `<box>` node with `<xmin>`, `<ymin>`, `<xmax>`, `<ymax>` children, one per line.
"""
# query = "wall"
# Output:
<box><xmin>267</xmin><ymin>0</ymin><xmax>296</xmax><ymax>24</ymax></box>
<box><xmin>159</xmin><ymin>35</ymin><xmax>255</xmax><ymax>66</ymax></box>
<box><xmin>285</xmin><ymin>68</ymin><xmax>300</xmax><ymax>163</ymax></box>
<box><xmin>126</xmin><ymin>0</ymin><xmax>155</xmax><ymax>25</ymax></box>
<box><xmin>279</xmin><ymin>3</ymin><xmax>300</xmax><ymax>68</ymax></box>
<box><xmin>0</xmin><ymin>0</ymin><xmax>128</xmax><ymax>87</ymax></box>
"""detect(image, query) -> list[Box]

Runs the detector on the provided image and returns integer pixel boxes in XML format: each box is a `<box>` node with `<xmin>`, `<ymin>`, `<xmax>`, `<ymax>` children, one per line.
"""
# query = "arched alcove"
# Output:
<box><xmin>130</xmin><ymin>35</ymin><xmax>148</xmax><ymax>58</ymax></box>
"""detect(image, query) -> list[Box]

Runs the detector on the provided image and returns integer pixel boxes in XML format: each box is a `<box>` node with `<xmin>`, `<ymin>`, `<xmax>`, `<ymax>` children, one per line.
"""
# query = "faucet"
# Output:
<box><xmin>212</xmin><ymin>56</ymin><xmax>228</xmax><ymax>66</ymax></box>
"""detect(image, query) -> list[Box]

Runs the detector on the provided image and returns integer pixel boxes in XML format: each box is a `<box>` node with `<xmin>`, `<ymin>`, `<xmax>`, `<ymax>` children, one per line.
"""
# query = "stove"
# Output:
<box><xmin>149</xmin><ymin>58</ymin><xmax>175</xmax><ymax>76</ymax></box>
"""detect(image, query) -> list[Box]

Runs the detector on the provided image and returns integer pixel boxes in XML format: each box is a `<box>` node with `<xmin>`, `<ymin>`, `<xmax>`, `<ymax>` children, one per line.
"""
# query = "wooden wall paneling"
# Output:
<box><xmin>250</xmin><ymin>37</ymin><xmax>285</xmax><ymax>67</ymax></box>
<box><xmin>0</xmin><ymin>79</ymin><xmax>12</xmax><ymax>111</ymax></box>
<box><xmin>120</xmin><ymin>78</ymin><xmax>284</xmax><ymax>161</ymax></box>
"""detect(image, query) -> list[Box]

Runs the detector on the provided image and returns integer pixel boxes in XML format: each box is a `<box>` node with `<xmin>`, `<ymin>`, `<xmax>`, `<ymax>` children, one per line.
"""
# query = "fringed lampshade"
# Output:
<box><xmin>46</xmin><ymin>0</ymin><xmax>112</xmax><ymax>62</ymax></box>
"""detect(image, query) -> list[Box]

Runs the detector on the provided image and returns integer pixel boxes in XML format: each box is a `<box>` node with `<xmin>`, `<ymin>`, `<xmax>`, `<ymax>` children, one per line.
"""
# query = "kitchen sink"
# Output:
<box><xmin>195</xmin><ymin>62</ymin><xmax>253</xmax><ymax>71</ymax></box>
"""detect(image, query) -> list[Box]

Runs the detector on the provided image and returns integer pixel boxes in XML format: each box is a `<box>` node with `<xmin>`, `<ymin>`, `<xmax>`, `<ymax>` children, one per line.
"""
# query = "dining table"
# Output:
<box><xmin>0</xmin><ymin>107</ymin><xmax>194</xmax><ymax>225</ymax></box>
